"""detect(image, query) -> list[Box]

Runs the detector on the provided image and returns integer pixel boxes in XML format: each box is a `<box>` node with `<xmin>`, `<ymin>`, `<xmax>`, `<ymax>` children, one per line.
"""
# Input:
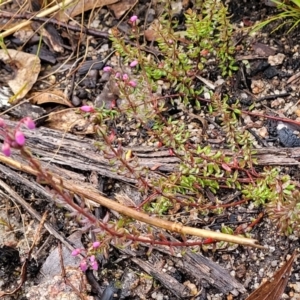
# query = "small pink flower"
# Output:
<box><xmin>89</xmin><ymin>255</ymin><xmax>96</xmax><ymax>262</ymax></box>
<box><xmin>15</xmin><ymin>131</ymin><xmax>25</xmax><ymax>146</ymax></box>
<box><xmin>130</xmin><ymin>60</ymin><xmax>138</xmax><ymax>68</ymax></box>
<box><xmin>89</xmin><ymin>255</ymin><xmax>98</xmax><ymax>270</ymax></box>
<box><xmin>2</xmin><ymin>142</ymin><xmax>11</xmax><ymax>157</ymax></box>
<box><xmin>80</xmin><ymin>105</ymin><xmax>94</xmax><ymax>113</ymax></box>
<box><xmin>23</xmin><ymin>117</ymin><xmax>35</xmax><ymax>130</ymax></box>
<box><xmin>122</xmin><ymin>74</ymin><xmax>129</xmax><ymax>81</ymax></box>
<box><xmin>71</xmin><ymin>248</ymin><xmax>81</xmax><ymax>256</ymax></box>
<box><xmin>91</xmin><ymin>260</ymin><xmax>98</xmax><ymax>270</ymax></box>
<box><xmin>80</xmin><ymin>260</ymin><xmax>88</xmax><ymax>272</ymax></box>
<box><xmin>0</xmin><ymin>118</ymin><xmax>6</xmax><ymax>127</ymax></box>
<box><xmin>130</xmin><ymin>15</ymin><xmax>138</xmax><ymax>23</ymax></box>
<box><xmin>103</xmin><ymin>66</ymin><xmax>112</xmax><ymax>72</ymax></box>
<box><xmin>128</xmin><ymin>80</ymin><xmax>137</xmax><ymax>87</ymax></box>
<box><xmin>115</xmin><ymin>72</ymin><xmax>121</xmax><ymax>79</ymax></box>
<box><xmin>93</xmin><ymin>241</ymin><xmax>101</xmax><ymax>249</ymax></box>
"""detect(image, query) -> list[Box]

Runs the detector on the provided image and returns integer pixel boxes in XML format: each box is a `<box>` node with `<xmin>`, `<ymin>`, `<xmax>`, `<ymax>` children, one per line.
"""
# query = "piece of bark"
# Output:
<box><xmin>118</xmin><ymin>237</ymin><xmax>245</xmax><ymax>295</ymax></box>
<box><xmin>1</xmin><ymin>119</ymin><xmax>300</xmax><ymax>188</ymax></box>
<box><xmin>131</xmin><ymin>257</ymin><xmax>193</xmax><ymax>298</ymax></box>
<box><xmin>144</xmin><ymin>242</ymin><xmax>246</xmax><ymax>295</ymax></box>
<box><xmin>175</xmin><ymin>249</ymin><xmax>246</xmax><ymax>294</ymax></box>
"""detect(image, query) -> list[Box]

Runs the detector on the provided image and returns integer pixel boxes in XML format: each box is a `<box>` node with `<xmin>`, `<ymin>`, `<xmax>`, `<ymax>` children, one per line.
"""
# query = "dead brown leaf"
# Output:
<box><xmin>31</xmin><ymin>90</ymin><xmax>73</xmax><ymax>107</ymax></box>
<box><xmin>47</xmin><ymin>109</ymin><xmax>95</xmax><ymax>134</ymax></box>
<box><xmin>56</xmin><ymin>0</ymin><xmax>120</xmax><ymax>22</ymax></box>
<box><xmin>108</xmin><ymin>0</ymin><xmax>136</xmax><ymax>19</ymax></box>
<box><xmin>31</xmin><ymin>22</ymin><xmax>64</xmax><ymax>53</ymax></box>
<box><xmin>144</xmin><ymin>19</ymin><xmax>161</xmax><ymax>42</ymax></box>
<box><xmin>0</xmin><ymin>49</ymin><xmax>41</xmax><ymax>103</ymax></box>
<box><xmin>246</xmin><ymin>250</ymin><xmax>297</xmax><ymax>300</ymax></box>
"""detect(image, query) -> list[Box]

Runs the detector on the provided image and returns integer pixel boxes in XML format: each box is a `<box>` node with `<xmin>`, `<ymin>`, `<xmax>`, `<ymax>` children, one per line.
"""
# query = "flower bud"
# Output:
<box><xmin>89</xmin><ymin>255</ymin><xmax>96</xmax><ymax>262</ymax></box>
<box><xmin>15</xmin><ymin>131</ymin><xmax>25</xmax><ymax>146</ymax></box>
<box><xmin>80</xmin><ymin>105</ymin><xmax>94</xmax><ymax>113</ymax></box>
<box><xmin>23</xmin><ymin>117</ymin><xmax>35</xmax><ymax>130</ymax></box>
<box><xmin>103</xmin><ymin>66</ymin><xmax>112</xmax><ymax>72</ymax></box>
<box><xmin>71</xmin><ymin>248</ymin><xmax>81</xmax><ymax>256</ymax></box>
<box><xmin>91</xmin><ymin>260</ymin><xmax>98</xmax><ymax>271</ymax></box>
<box><xmin>128</xmin><ymin>80</ymin><xmax>137</xmax><ymax>87</ymax></box>
<box><xmin>0</xmin><ymin>118</ymin><xmax>6</xmax><ymax>128</ymax></box>
<box><xmin>92</xmin><ymin>241</ymin><xmax>101</xmax><ymax>249</ymax></box>
<box><xmin>130</xmin><ymin>60</ymin><xmax>138</xmax><ymax>68</ymax></box>
<box><xmin>130</xmin><ymin>15</ymin><xmax>138</xmax><ymax>23</ymax></box>
<box><xmin>2</xmin><ymin>142</ymin><xmax>11</xmax><ymax>157</ymax></box>
<box><xmin>80</xmin><ymin>260</ymin><xmax>88</xmax><ymax>272</ymax></box>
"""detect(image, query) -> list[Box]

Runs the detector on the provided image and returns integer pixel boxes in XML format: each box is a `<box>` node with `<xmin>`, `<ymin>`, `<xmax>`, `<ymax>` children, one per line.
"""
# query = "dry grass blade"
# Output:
<box><xmin>0</xmin><ymin>153</ymin><xmax>264</xmax><ymax>248</ymax></box>
<box><xmin>0</xmin><ymin>0</ymin><xmax>75</xmax><ymax>38</ymax></box>
<box><xmin>246</xmin><ymin>250</ymin><xmax>297</xmax><ymax>300</ymax></box>
<box><xmin>56</xmin><ymin>0</ymin><xmax>120</xmax><ymax>22</ymax></box>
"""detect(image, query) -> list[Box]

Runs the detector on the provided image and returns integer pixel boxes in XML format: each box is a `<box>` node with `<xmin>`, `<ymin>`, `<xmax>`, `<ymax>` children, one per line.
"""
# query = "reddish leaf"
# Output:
<box><xmin>246</xmin><ymin>251</ymin><xmax>297</xmax><ymax>300</ymax></box>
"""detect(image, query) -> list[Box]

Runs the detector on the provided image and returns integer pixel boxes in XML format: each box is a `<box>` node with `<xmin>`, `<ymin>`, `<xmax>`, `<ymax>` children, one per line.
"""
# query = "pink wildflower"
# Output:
<box><xmin>130</xmin><ymin>60</ymin><xmax>138</xmax><ymax>68</ymax></box>
<box><xmin>122</xmin><ymin>74</ymin><xmax>129</xmax><ymax>81</ymax></box>
<box><xmin>91</xmin><ymin>260</ymin><xmax>98</xmax><ymax>270</ymax></box>
<box><xmin>80</xmin><ymin>260</ymin><xmax>88</xmax><ymax>272</ymax></box>
<box><xmin>80</xmin><ymin>105</ymin><xmax>94</xmax><ymax>113</ymax></box>
<box><xmin>89</xmin><ymin>255</ymin><xmax>98</xmax><ymax>270</ymax></box>
<box><xmin>115</xmin><ymin>72</ymin><xmax>121</xmax><ymax>79</ymax></box>
<box><xmin>130</xmin><ymin>15</ymin><xmax>138</xmax><ymax>23</ymax></box>
<box><xmin>23</xmin><ymin>117</ymin><xmax>35</xmax><ymax>130</ymax></box>
<box><xmin>0</xmin><ymin>118</ymin><xmax>5</xmax><ymax>127</ymax></box>
<box><xmin>71</xmin><ymin>248</ymin><xmax>82</xmax><ymax>256</ymax></box>
<box><xmin>93</xmin><ymin>241</ymin><xmax>101</xmax><ymax>249</ymax></box>
<box><xmin>90</xmin><ymin>255</ymin><xmax>96</xmax><ymax>262</ymax></box>
<box><xmin>2</xmin><ymin>142</ymin><xmax>11</xmax><ymax>157</ymax></box>
<box><xmin>103</xmin><ymin>66</ymin><xmax>112</xmax><ymax>72</ymax></box>
<box><xmin>15</xmin><ymin>131</ymin><xmax>25</xmax><ymax>146</ymax></box>
<box><xmin>128</xmin><ymin>80</ymin><xmax>137</xmax><ymax>87</ymax></box>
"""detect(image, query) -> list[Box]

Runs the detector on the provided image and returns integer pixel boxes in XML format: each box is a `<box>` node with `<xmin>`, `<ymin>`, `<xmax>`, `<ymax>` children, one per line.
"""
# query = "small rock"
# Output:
<box><xmin>243</xmin><ymin>115</ymin><xmax>253</xmax><ymax>125</ymax></box>
<box><xmin>295</xmin><ymin>109</ymin><xmax>300</xmax><ymax>117</ymax></box>
<box><xmin>258</xmin><ymin>126</ymin><xmax>268</xmax><ymax>138</ymax></box>
<box><xmin>271</xmin><ymin>260</ymin><xmax>278</xmax><ymax>267</ymax></box>
<box><xmin>263</xmin><ymin>66</ymin><xmax>278</xmax><ymax>79</ymax></box>
<box><xmin>72</xmin><ymin>95</ymin><xmax>81</xmax><ymax>107</ymax></box>
<box><xmin>183</xmin><ymin>280</ymin><xmax>198</xmax><ymax>296</ymax></box>
<box><xmin>215</xmin><ymin>78</ymin><xmax>225</xmax><ymax>86</ymax></box>
<box><xmin>268</xmin><ymin>53</ymin><xmax>285</xmax><ymax>66</ymax></box>
<box><xmin>48</xmin><ymin>75</ymin><xmax>56</xmax><ymax>84</ymax></box>
<box><xmin>277</xmin><ymin>126</ymin><xmax>300</xmax><ymax>147</ymax></box>
<box><xmin>271</xmin><ymin>98</ymin><xmax>285</xmax><ymax>108</ymax></box>
<box><xmin>90</xmin><ymin>19</ymin><xmax>100</xmax><ymax>28</ymax></box>
<box><xmin>251</xmin><ymin>61</ymin><xmax>270</xmax><ymax>76</ymax></box>
<box><xmin>251</xmin><ymin>80</ymin><xmax>265</xmax><ymax>94</ymax></box>
<box><xmin>204</xmin><ymin>91</ymin><xmax>211</xmax><ymax>99</ymax></box>
<box><xmin>151</xmin><ymin>292</ymin><xmax>164</xmax><ymax>300</ymax></box>
<box><xmin>100</xmin><ymin>43</ymin><xmax>109</xmax><ymax>52</ymax></box>
<box><xmin>235</xmin><ymin>264</ymin><xmax>247</xmax><ymax>279</ymax></box>
<box><xmin>253</xmin><ymin>43</ymin><xmax>276</xmax><ymax>56</ymax></box>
